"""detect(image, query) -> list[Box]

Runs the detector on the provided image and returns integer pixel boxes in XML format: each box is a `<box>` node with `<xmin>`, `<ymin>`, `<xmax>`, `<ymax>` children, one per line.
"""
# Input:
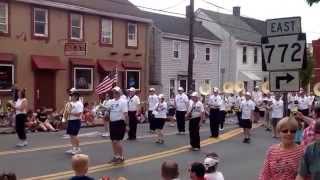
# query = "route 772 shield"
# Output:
<box><xmin>261</xmin><ymin>33</ymin><xmax>307</xmax><ymax>71</ymax></box>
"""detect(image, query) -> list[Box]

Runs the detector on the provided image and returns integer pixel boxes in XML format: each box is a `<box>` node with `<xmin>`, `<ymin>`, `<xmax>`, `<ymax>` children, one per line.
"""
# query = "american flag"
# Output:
<box><xmin>95</xmin><ymin>69</ymin><xmax>117</xmax><ymax>95</ymax></box>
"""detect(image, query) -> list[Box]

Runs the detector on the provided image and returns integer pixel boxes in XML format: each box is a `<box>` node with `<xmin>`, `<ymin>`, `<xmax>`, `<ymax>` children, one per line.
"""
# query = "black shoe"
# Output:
<box><xmin>127</xmin><ymin>137</ymin><xmax>136</xmax><ymax>140</ymax></box>
<box><xmin>246</xmin><ymin>138</ymin><xmax>251</xmax><ymax>144</ymax></box>
<box><xmin>108</xmin><ymin>157</ymin><xmax>118</xmax><ymax>164</ymax></box>
<box><xmin>242</xmin><ymin>138</ymin><xmax>248</xmax><ymax>143</ymax></box>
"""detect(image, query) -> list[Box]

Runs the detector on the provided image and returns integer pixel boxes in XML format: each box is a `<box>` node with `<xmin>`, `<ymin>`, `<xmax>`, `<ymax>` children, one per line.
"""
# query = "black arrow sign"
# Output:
<box><xmin>276</xmin><ymin>73</ymin><xmax>295</xmax><ymax>89</ymax></box>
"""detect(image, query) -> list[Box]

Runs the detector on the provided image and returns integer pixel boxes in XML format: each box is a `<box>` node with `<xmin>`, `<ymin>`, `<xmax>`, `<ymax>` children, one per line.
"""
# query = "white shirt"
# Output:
<box><xmin>205</xmin><ymin>171</ymin><xmax>224</xmax><ymax>180</ymax></box>
<box><xmin>308</xmin><ymin>95</ymin><xmax>315</xmax><ymax>106</ymax></box>
<box><xmin>69</xmin><ymin>101</ymin><xmax>84</xmax><ymax>120</ymax></box>
<box><xmin>288</xmin><ymin>94</ymin><xmax>299</xmax><ymax>110</ymax></box>
<box><xmin>154</xmin><ymin>101</ymin><xmax>167</xmax><ymax>119</ymax></box>
<box><xmin>102</xmin><ymin>99</ymin><xmax>111</xmax><ymax>109</ymax></box>
<box><xmin>220</xmin><ymin>96</ymin><xmax>226</xmax><ymax>111</ymax></box>
<box><xmin>188</xmin><ymin>100</ymin><xmax>204</xmax><ymax>118</ymax></box>
<box><xmin>252</xmin><ymin>91</ymin><xmax>262</xmax><ymax>103</ymax></box>
<box><xmin>271</xmin><ymin>99</ymin><xmax>284</xmax><ymax>118</ymax></box>
<box><xmin>208</xmin><ymin>95</ymin><xmax>222</xmax><ymax>109</ymax></box>
<box><xmin>240</xmin><ymin>99</ymin><xmax>255</xmax><ymax>119</ymax></box>
<box><xmin>298</xmin><ymin>96</ymin><xmax>310</xmax><ymax>110</ymax></box>
<box><xmin>175</xmin><ymin>93</ymin><xmax>189</xmax><ymax>111</ymax></box>
<box><xmin>15</xmin><ymin>98</ymin><xmax>27</xmax><ymax>114</ymax></box>
<box><xmin>148</xmin><ymin>94</ymin><xmax>159</xmax><ymax>111</ymax></box>
<box><xmin>128</xmin><ymin>95</ymin><xmax>140</xmax><ymax>111</ymax></box>
<box><xmin>109</xmin><ymin>98</ymin><xmax>128</xmax><ymax>122</ymax></box>
<box><xmin>227</xmin><ymin>96</ymin><xmax>236</xmax><ymax>106</ymax></box>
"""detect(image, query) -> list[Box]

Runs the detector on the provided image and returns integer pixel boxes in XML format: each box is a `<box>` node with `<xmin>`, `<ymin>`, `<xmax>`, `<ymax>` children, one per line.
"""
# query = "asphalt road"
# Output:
<box><xmin>0</xmin><ymin>120</ymin><xmax>277</xmax><ymax>180</ymax></box>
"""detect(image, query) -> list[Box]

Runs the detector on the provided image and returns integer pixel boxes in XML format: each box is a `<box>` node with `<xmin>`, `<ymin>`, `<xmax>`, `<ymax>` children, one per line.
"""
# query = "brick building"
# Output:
<box><xmin>312</xmin><ymin>39</ymin><xmax>320</xmax><ymax>83</ymax></box>
<box><xmin>0</xmin><ymin>0</ymin><xmax>151</xmax><ymax>110</ymax></box>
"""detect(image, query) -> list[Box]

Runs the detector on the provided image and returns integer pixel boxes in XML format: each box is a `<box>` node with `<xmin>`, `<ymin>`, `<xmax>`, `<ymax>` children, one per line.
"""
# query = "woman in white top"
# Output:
<box><xmin>204</xmin><ymin>152</ymin><xmax>224</xmax><ymax>180</ymax></box>
<box><xmin>14</xmin><ymin>89</ymin><xmax>28</xmax><ymax>147</ymax></box>
<box><xmin>153</xmin><ymin>94</ymin><xmax>167</xmax><ymax>144</ymax></box>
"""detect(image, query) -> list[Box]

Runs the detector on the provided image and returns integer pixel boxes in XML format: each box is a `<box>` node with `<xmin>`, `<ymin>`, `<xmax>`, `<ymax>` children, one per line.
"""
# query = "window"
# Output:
<box><xmin>244</xmin><ymin>81</ymin><xmax>248</xmax><ymax>91</ymax></box>
<box><xmin>242</xmin><ymin>46</ymin><xmax>247</xmax><ymax>64</ymax></box>
<box><xmin>173</xmin><ymin>41</ymin><xmax>181</xmax><ymax>59</ymax></box>
<box><xmin>0</xmin><ymin>2</ymin><xmax>8</xmax><ymax>34</ymax></box>
<box><xmin>179</xmin><ymin>79</ymin><xmax>187</xmax><ymax>93</ymax></box>
<box><xmin>254</xmin><ymin>47</ymin><xmax>258</xmax><ymax>64</ymax></box>
<box><xmin>70</xmin><ymin>14</ymin><xmax>83</xmax><ymax>40</ymax></box>
<box><xmin>73</xmin><ymin>67</ymin><xmax>93</xmax><ymax>91</ymax></box>
<box><xmin>126</xmin><ymin>70</ymin><xmax>140</xmax><ymax>89</ymax></box>
<box><xmin>127</xmin><ymin>22</ymin><xmax>137</xmax><ymax>47</ymax></box>
<box><xmin>33</xmin><ymin>8</ymin><xmax>48</xmax><ymax>37</ymax></box>
<box><xmin>205</xmin><ymin>47</ymin><xmax>211</xmax><ymax>61</ymax></box>
<box><xmin>253</xmin><ymin>81</ymin><xmax>257</xmax><ymax>88</ymax></box>
<box><xmin>169</xmin><ymin>79</ymin><xmax>175</xmax><ymax>98</ymax></box>
<box><xmin>100</xmin><ymin>18</ymin><xmax>112</xmax><ymax>45</ymax></box>
<box><xmin>0</xmin><ymin>64</ymin><xmax>14</xmax><ymax>91</ymax></box>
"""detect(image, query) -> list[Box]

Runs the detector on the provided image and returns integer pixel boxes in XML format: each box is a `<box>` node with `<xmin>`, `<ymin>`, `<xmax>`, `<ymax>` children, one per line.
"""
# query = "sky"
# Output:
<box><xmin>129</xmin><ymin>0</ymin><xmax>320</xmax><ymax>42</ymax></box>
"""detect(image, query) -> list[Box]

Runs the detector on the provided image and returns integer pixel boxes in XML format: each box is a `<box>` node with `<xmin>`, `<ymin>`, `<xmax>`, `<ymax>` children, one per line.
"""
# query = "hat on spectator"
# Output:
<box><xmin>203</xmin><ymin>157</ymin><xmax>219</xmax><ymax>170</ymax></box>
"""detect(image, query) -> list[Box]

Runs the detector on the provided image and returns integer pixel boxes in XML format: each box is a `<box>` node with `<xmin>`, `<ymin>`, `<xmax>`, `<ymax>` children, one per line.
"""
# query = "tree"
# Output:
<box><xmin>306</xmin><ymin>0</ymin><xmax>320</xmax><ymax>6</ymax></box>
<box><xmin>300</xmin><ymin>50</ymin><xmax>314</xmax><ymax>89</ymax></box>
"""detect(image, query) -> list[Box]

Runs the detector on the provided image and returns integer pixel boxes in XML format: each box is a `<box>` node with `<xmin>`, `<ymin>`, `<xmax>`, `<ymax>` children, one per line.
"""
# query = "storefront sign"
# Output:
<box><xmin>64</xmin><ymin>42</ymin><xmax>87</xmax><ymax>56</ymax></box>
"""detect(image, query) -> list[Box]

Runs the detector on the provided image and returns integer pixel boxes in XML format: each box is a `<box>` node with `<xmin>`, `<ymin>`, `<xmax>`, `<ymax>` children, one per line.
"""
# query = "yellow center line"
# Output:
<box><xmin>23</xmin><ymin>125</ymin><xmax>262</xmax><ymax>180</ymax></box>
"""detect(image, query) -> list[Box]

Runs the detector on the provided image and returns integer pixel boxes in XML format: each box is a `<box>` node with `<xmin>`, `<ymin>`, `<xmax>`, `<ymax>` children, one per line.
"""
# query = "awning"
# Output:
<box><xmin>0</xmin><ymin>53</ymin><xmax>15</xmax><ymax>63</ymax></box>
<box><xmin>31</xmin><ymin>55</ymin><xmax>65</xmax><ymax>70</ymax></box>
<box><xmin>122</xmin><ymin>61</ymin><xmax>141</xmax><ymax>69</ymax></box>
<box><xmin>97</xmin><ymin>59</ymin><xmax>124</xmax><ymax>72</ymax></box>
<box><xmin>70</xmin><ymin>58</ymin><xmax>95</xmax><ymax>66</ymax></box>
<box><xmin>239</xmin><ymin>71</ymin><xmax>262</xmax><ymax>81</ymax></box>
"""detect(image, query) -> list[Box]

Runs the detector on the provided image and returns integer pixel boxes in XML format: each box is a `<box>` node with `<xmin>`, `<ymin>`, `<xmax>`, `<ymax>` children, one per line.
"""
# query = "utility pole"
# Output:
<box><xmin>187</xmin><ymin>0</ymin><xmax>195</xmax><ymax>93</ymax></box>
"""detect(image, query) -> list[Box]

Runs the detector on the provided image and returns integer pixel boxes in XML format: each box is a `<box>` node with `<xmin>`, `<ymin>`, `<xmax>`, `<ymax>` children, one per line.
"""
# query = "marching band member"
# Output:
<box><xmin>13</xmin><ymin>88</ymin><xmax>28</xmax><ymax>147</ymax></box>
<box><xmin>208</xmin><ymin>87</ymin><xmax>222</xmax><ymax>138</ymax></box>
<box><xmin>298</xmin><ymin>90</ymin><xmax>310</xmax><ymax>116</ymax></box>
<box><xmin>65</xmin><ymin>88</ymin><xmax>84</xmax><ymax>155</ymax></box>
<box><xmin>187</xmin><ymin>92</ymin><xmax>205</xmax><ymax>151</ymax></box>
<box><xmin>252</xmin><ymin>86</ymin><xmax>262</xmax><ymax>123</ymax></box>
<box><xmin>219</xmin><ymin>92</ymin><xmax>226</xmax><ymax>131</ymax></box>
<box><xmin>101</xmin><ymin>92</ymin><xmax>111</xmax><ymax>137</ymax></box>
<box><xmin>234</xmin><ymin>92</ymin><xmax>244</xmax><ymax>125</ymax></box>
<box><xmin>288</xmin><ymin>92</ymin><xmax>299</xmax><ymax>115</ymax></box>
<box><xmin>153</xmin><ymin>94</ymin><xmax>167</xmax><ymax>144</ymax></box>
<box><xmin>261</xmin><ymin>93</ymin><xmax>271</xmax><ymax>131</ymax></box>
<box><xmin>308</xmin><ymin>92</ymin><xmax>315</xmax><ymax>114</ymax></box>
<box><xmin>270</xmin><ymin>93</ymin><xmax>284</xmax><ymax>138</ymax></box>
<box><xmin>240</xmin><ymin>92</ymin><xmax>255</xmax><ymax>143</ymax></box>
<box><xmin>167</xmin><ymin>94</ymin><xmax>176</xmax><ymax>127</ymax></box>
<box><xmin>108</xmin><ymin>86</ymin><xmax>128</xmax><ymax>164</ymax></box>
<box><xmin>127</xmin><ymin>87</ymin><xmax>141</xmax><ymax>140</ymax></box>
<box><xmin>148</xmin><ymin>88</ymin><xmax>159</xmax><ymax>133</ymax></box>
<box><xmin>175</xmin><ymin>87</ymin><xmax>189</xmax><ymax>135</ymax></box>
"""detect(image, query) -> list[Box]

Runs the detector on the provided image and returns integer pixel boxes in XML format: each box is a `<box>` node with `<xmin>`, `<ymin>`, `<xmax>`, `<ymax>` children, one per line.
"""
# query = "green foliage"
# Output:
<box><xmin>300</xmin><ymin>50</ymin><xmax>314</xmax><ymax>88</ymax></box>
<box><xmin>306</xmin><ymin>0</ymin><xmax>320</xmax><ymax>6</ymax></box>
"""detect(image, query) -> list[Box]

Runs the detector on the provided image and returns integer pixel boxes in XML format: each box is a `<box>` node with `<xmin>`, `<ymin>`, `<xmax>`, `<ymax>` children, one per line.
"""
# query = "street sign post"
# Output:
<box><xmin>269</xmin><ymin>71</ymin><xmax>300</xmax><ymax>92</ymax></box>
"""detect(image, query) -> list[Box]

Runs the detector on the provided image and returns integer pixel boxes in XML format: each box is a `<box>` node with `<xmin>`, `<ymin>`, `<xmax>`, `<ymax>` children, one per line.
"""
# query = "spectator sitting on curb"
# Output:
<box><xmin>189</xmin><ymin>162</ymin><xmax>206</xmax><ymax>180</ymax></box>
<box><xmin>203</xmin><ymin>152</ymin><xmax>224</xmax><ymax>180</ymax></box>
<box><xmin>161</xmin><ymin>160</ymin><xmax>179</xmax><ymax>180</ymax></box>
<box><xmin>70</xmin><ymin>154</ymin><xmax>94</xmax><ymax>180</ymax></box>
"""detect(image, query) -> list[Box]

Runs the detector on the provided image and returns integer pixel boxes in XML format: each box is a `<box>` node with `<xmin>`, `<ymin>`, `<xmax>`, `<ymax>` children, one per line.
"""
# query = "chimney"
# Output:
<box><xmin>233</xmin><ymin>6</ymin><xmax>240</xmax><ymax>16</ymax></box>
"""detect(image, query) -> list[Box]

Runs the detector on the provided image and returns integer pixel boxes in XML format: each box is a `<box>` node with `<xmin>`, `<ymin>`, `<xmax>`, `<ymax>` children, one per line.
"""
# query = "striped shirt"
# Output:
<box><xmin>259</xmin><ymin>144</ymin><xmax>304</xmax><ymax>180</ymax></box>
<box><xmin>302</xmin><ymin>120</ymin><xmax>316</xmax><ymax>147</ymax></box>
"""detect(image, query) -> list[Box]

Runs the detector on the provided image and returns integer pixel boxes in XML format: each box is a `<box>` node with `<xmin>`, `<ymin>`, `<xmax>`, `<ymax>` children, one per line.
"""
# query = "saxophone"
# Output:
<box><xmin>62</xmin><ymin>102</ymin><xmax>72</xmax><ymax>122</ymax></box>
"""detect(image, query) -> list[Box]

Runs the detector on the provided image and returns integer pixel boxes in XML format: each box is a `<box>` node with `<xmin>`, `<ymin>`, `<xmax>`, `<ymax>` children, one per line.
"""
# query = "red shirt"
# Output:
<box><xmin>302</xmin><ymin>120</ymin><xmax>316</xmax><ymax>147</ymax></box>
<box><xmin>259</xmin><ymin>144</ymin><xmax>304</xmax><ymax>180</ymax></box>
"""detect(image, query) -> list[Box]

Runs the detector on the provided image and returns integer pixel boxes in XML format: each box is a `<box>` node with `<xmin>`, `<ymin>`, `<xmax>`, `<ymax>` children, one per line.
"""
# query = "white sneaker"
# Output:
<box><xmin>23</xmin><ymin>141</ymin><xmax>28</xmax><ymax>146</ymax></box>
<box><xmin>71</xmin><ymin>148</ymin><xmax>81</xmax><ymax>155</ymax></box>
<box><xmin>16</xmin><ymin>141</ymin><xmax>28</xmax><ymax>147</ymax></box>
<box><xmin>220</xmin><ymin>128</ymin><xmax>224</xmax><ymax>131</ymax></box>
<box><xmin>65</xmin><ymin>149</ymin><xmax>74</xmax><ymax>154</ymax></box>
<box><xmin>101</xmin><ymin>132</ymin><xmax>110</xmax><ymax>137</ymax></box>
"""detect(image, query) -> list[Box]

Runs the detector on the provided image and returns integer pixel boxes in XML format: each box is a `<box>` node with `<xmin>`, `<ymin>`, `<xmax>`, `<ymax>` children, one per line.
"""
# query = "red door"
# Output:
<box><xmin>34</xmin><ymin>71</ymin><xmax>56</xmax><ymax>110</ymax></box>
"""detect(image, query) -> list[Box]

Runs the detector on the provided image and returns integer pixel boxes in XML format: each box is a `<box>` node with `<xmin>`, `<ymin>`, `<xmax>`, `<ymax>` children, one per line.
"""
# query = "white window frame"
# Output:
<box><xmin>169</xmin><ymin>79</ymin><xmax>176</xmax><ymax>98</ymax></box>
<box><xmin>101</xmin><ymin>18</ymin><xmax>112</xmax><ymax>45</ymax></box>
<box><xmin>125</xmin><ymin>70</ymin><xmax>140</xmax><ymax>90</ymax></box>
<box><xmin>73</xmin><ymin>67</ymin><xmax>93</xmax><ymax>91</ymax></box>
<box><xmin>0</xmin><ymin>2</ymin><xmax>8</xmax><ymax>34</ymax></box>
<box><xmin>70</xmin><ymin>13</ymin><xmax>83</xmax><ymax>40</ymax></box>
<box><xmin>205</xmin><ymin>47</ymin><xmax>211</xmax><ymax>61</ymax></box>
<box><xmin>127</xmin><ymin>22</ymin><xmax>137</xmax><ymax>47</ymax></box>
<box><xmin>254</xmin><ymin>47</ymin><xmax>258</xmax><ymax>64</ymax></box>
<box><xmin>0</xmin><ymin>64</ymin><xmax>14</xmax><ymax>92</ymax></box>
<box><xmin>33</xmin><ymin>8</ymin><xmax>48</xmax><ymax>37</ymax></box>
<box><xmin>173</xmin><ymin>40</ymin><xmax>181</xmax><ymax>59</ymax></box>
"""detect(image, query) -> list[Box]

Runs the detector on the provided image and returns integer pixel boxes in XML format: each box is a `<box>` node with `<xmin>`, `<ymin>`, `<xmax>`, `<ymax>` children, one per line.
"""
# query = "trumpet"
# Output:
<box><xmin>62</xmin><ymin>102</ymin><xmax>72</xmax><ymax>123</ymax></box>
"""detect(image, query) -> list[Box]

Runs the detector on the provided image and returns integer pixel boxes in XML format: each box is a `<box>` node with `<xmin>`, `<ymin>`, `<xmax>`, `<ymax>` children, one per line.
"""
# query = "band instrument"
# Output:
<box><xmin>313</xmin><ymin>82</ymin><xmax>320</xmax><ymax>96</ymax></box>
<box><xmin>223</xmin><ymin>82</ymin><xmax>234</xmax><ymax>94</ymax></box>
<box><xmin>261</xmin><ymin>81</ymin><xmax>270</xmax><ymax>94</ymax></box>
<box><xmin>62</xmin><ymin>102</ymin><xmax>72</xmax><ymax>122</ymax></box>
<box><xmin>199</xmin><ymin>83</ymin><xmax>211</xmax><ymax>96</ymax></box>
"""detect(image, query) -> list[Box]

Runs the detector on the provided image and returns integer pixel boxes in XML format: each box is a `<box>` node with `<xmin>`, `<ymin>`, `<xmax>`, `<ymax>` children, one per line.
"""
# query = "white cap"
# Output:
<box><xmin>112</xmin><ymin>86</ymin><xmax>121</xmax><ymax>92</ymax></box>
<box><xmin>158</xmin><ymin>94</ymin><xmax>165</xmax><ymax>99</ymax></box>
<box><xmin>255</xmin><ymin>86</ymin><xmax>259</xmax><ymax>89</ymax></box>
<box><xmin>191</xmin><ymin>92</ymin><xmax>199</xmax><ymax>97</ymax></box>
<box><xmin>204</xmin><ymin>157</ymin><xmax>219</xmax><ymax>170</ymax></box>
<box><xmin>245</xmin><ymin>92</ymin><xmax>251</xmax><ymax>96</ymax></box>
<box><xmin>128</xmin><ymin>87</ymin><xmax>136</xmax><ymax>92</ymax></box>
<box><xmin>178</xmin><ymin>87</ymin><xmax>184</xmax><ymax>91</ymax></box>
<box><xmin>70</xmin><ymin>88</ymin><xmax>77</xmax><ymax>93</ymax></box>
<box><xmin>149</xmin><ymin>88</ymin><xmax>155</xmax><ymax>91</ymax></box>
<box><xmin>213</xmin><ymin>87</ymin><xmax>219</xmax><ymax>93</ymax></box>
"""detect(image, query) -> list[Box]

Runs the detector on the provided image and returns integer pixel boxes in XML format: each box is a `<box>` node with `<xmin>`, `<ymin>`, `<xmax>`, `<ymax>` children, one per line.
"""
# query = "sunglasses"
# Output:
<box><xmin>280</xmin><ymin>129</ymin><xmax>297</xmax><ymax>134</ymax></box>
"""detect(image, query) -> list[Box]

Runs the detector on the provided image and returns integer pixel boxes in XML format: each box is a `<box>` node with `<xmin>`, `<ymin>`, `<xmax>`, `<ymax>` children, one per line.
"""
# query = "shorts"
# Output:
<box><xmin>154</xmin><ymin>118</ymin><xmax>166</xmax><ymax>129</ymax></box>
<box><xmin>239</xmin><ymin>119</ymin><xmax>252</xmax><ymax>129</ymax></box>
<box><xmin>259</xmin><ymin>111</ymin><xmax>265</xmax><ymax>117</ymax></box>
<box><xmin>110</xmin><ymin>120</ymin><xmax>126</xmax><ymax>141</ymax></box>
<box><xmin>167</xmin><ymin>108</ymin><xmax>176</xmax><ymax>116</ymax></box>
<box><xmin>272</xmin><ymin>118</ymin><xmax>281</xmax><ymax>127</ymax></box>
<box><xmin>66</xmin><ymin>120</ymin><xmax>81</xmax><ymax>136</ymax></box>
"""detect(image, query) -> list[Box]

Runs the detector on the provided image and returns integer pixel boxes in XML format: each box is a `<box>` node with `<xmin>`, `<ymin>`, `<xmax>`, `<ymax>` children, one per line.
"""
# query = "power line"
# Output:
<box><xmin>201</xmin><ymin>0</ymin><xmax>232</xmax><ymax>12</ymax></box>
<box><xmin>160</xmin><ymin>0</ymin><xmax>186</xmax><ymax>10</ymax></box>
